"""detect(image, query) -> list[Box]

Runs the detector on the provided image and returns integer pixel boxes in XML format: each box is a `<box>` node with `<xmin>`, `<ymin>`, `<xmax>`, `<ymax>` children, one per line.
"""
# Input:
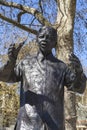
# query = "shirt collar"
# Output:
<box><xmin>37</xmin><ymin>50</ymin><xmax>53</xmax><ymax>62</ymax></box>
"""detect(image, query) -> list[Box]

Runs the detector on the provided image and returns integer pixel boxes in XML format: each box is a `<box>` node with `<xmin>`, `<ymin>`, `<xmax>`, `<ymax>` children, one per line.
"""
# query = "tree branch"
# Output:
<box><xmin>17</xmin><ymin>11</ymin><xmax>26</xmax><ymax>23</ymax></box>
<box><xmin>39</xmin><ymin>0</ymin><xmax>43</xmax><ymax>15</ymax></box>
<box><xmin>0</xmin><ymin>1</ymin><xmax>52</xmax><ymax>26</ymax></box>
<box><xmin>54</xmin><ymin>0</ymin><xmax>57</xmax><ymax>3</ymax></box>
<box><xmin>0</xmin><ymin>13</ymin><xmax>38</xmax><ymax>35</ymax></box>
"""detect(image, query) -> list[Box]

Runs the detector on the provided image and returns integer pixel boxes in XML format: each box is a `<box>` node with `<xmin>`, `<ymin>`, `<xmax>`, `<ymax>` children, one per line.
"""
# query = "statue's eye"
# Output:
<box><xmin>38</xmin><ymin>34</ymin><xmax>50</xmax><ymax>39</ymax></box>
<box><xmin>38</xmin><ymin>35</ymin><xmax>44</xmax><ymax>39</ymax></box>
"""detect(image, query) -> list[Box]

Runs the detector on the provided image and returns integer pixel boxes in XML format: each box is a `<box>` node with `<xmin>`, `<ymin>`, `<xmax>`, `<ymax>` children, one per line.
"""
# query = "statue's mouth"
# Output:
<box><xmin>40</xmin><ymin>41</ymin><xmax>47</xmax><ymax>48</ymax></box>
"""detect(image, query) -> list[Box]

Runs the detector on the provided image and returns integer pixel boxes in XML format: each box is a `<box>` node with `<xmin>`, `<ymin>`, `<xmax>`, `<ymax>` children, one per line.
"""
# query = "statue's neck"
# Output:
<box><xmin>39</xmin><ymin>49</ymin><xmax>52</xmax><ymax>57</ymax></box>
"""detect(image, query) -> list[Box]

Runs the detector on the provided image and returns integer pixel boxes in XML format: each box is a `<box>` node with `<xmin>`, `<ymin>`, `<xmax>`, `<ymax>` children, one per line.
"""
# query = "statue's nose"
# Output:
<box><xmin>43</xmin><ymin>34</ymin><xmax>49</xmax><ymax>40</ymax></box>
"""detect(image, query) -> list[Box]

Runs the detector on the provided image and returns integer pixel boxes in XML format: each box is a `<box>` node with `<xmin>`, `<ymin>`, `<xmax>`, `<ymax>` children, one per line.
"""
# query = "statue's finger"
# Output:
<box><xmin>69</xmin><ymin>57</ymin><xmax>80</xmax><ymax>63</ymax></box>
<box><xmin>69</xmin><ymin>55</ymin><xmax>80</xmax><ymax>64</ymax></box>
<box><xmin>71</xmin><ymin>53</ymin><xmax>80</xmax><ymax>60</ymax></box>
<box><xmin>8</xmin><ymin>44</ymin><xmax>15</xmax><ymax>52</ymax></box>
<box><xmin>8</xmin><ymin>46</ymin><xmax>15</xmax><ymax>54</ymax></box>
<box><xmin>9</xmin><ymin>43</ymin><xmax>15</xmax><ymax>48</ymax></box>
<box><xmin>16</xmin><ymin>41</ymin><xmax>25</xmax><ymax>52</ymax></box>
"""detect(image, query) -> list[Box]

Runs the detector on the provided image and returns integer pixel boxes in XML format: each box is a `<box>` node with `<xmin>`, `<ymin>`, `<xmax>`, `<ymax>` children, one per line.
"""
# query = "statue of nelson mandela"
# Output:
<box><xmin>0</xmin><ymin>26</ymin><xmax>86</xmax><ymax>130</ymax></box>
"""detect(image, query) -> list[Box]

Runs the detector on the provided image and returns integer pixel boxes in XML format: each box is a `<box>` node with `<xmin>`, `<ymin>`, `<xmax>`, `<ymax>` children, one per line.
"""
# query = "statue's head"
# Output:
<box><xmin>37</xmin><ymin>26</ymin><xmax>57</xmax><ymax>55</ymax></box>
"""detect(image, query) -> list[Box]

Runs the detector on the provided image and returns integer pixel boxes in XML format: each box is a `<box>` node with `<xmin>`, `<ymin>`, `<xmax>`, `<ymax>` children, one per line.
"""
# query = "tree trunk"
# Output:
<box><xmin>56</xmin><ymin>0</ymin><xmax>77</xmax><ymax>130</ymax></box>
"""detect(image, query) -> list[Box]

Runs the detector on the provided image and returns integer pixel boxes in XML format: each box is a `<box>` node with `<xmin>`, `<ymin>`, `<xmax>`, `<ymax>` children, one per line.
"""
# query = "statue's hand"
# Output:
<box><xmin>69</xmin><ymin>53</ymin><xmax>83</xmax><ymax>74</ymax></box>
<box><xmin>8</xmin><ymin>41</ymin><xmax>25</xmax><ymax>61</ymax></box>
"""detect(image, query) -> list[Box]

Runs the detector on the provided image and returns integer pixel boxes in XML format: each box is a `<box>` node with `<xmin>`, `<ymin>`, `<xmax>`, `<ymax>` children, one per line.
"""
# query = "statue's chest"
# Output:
<box><xmin>23</xmin><ymin>59</ymin><xmax>62</xmax><ymax>93</ymax></box>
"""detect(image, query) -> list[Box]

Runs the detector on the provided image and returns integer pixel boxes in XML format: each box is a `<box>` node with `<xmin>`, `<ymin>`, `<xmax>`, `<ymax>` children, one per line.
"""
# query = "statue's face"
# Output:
<box><xmin>37</xmin><ymin>26</ymin><xmax>57</xmax><ymax>54</ymax></box>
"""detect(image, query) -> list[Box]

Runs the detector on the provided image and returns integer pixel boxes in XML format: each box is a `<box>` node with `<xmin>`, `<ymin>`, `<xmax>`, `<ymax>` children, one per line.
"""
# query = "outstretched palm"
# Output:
<box><xmin>69</xmin><ymin>53</ymin><xmax>83</xmax><ymax>74</ymax></box>
<box><xmin>8</xmin><ymin>41</ymin><xmax>25</xmax><ymax>61</ymax></box>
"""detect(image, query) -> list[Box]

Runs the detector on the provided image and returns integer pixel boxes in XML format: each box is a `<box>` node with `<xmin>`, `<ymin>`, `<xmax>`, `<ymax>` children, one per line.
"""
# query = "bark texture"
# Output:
<box><xmin>56</xmin><ymin>0</ymin><xmax>77</xmax><ymax>130</ymax></box>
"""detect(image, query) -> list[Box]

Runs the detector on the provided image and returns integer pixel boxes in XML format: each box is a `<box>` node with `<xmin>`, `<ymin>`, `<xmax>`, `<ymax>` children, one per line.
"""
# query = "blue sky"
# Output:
<box><xmin>0</xmin><ymin>0</ymin><xmax>57</xmax><ymax>53</ymax></box>
<box><xmin>0</xmin><ymin>0</ymin><xmax>87</xmax><ymax>75</ymax></box>
<box><xmin>74</xmin><ymin>0</ymin><xmax>87</xmax><ymax>75</ymax></box>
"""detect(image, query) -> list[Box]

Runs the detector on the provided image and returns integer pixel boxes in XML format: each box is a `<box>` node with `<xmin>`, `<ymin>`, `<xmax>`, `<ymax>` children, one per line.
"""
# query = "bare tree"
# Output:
<box><xmin>56</xmin><ymin>1</ymin><xmax>77</xmax><ymax>130</ymax></box>
<box><xmin>0</xmin><ymin>0</ymin><xmax>86</xmax><ymax>130</ymax></box>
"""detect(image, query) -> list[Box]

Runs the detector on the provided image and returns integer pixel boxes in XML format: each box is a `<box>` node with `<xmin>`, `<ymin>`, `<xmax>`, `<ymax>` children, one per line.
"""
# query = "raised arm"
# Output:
<box><xmin>65</xmin><ymin>53</ymin><xmax>86</xmax><ymax>94</ymax></box>
<box><xmin>0</xmin><ymin>41</ymin><xmax>24</xmax><ymax>83</ymax></box>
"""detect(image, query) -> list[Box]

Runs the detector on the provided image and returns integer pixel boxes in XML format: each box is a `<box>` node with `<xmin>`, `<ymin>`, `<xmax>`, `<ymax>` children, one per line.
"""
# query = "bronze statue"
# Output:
<box><xmin>0</xmin><ymin>26</ymin><xmax>86</xmax><ymax>130</ymax></box>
